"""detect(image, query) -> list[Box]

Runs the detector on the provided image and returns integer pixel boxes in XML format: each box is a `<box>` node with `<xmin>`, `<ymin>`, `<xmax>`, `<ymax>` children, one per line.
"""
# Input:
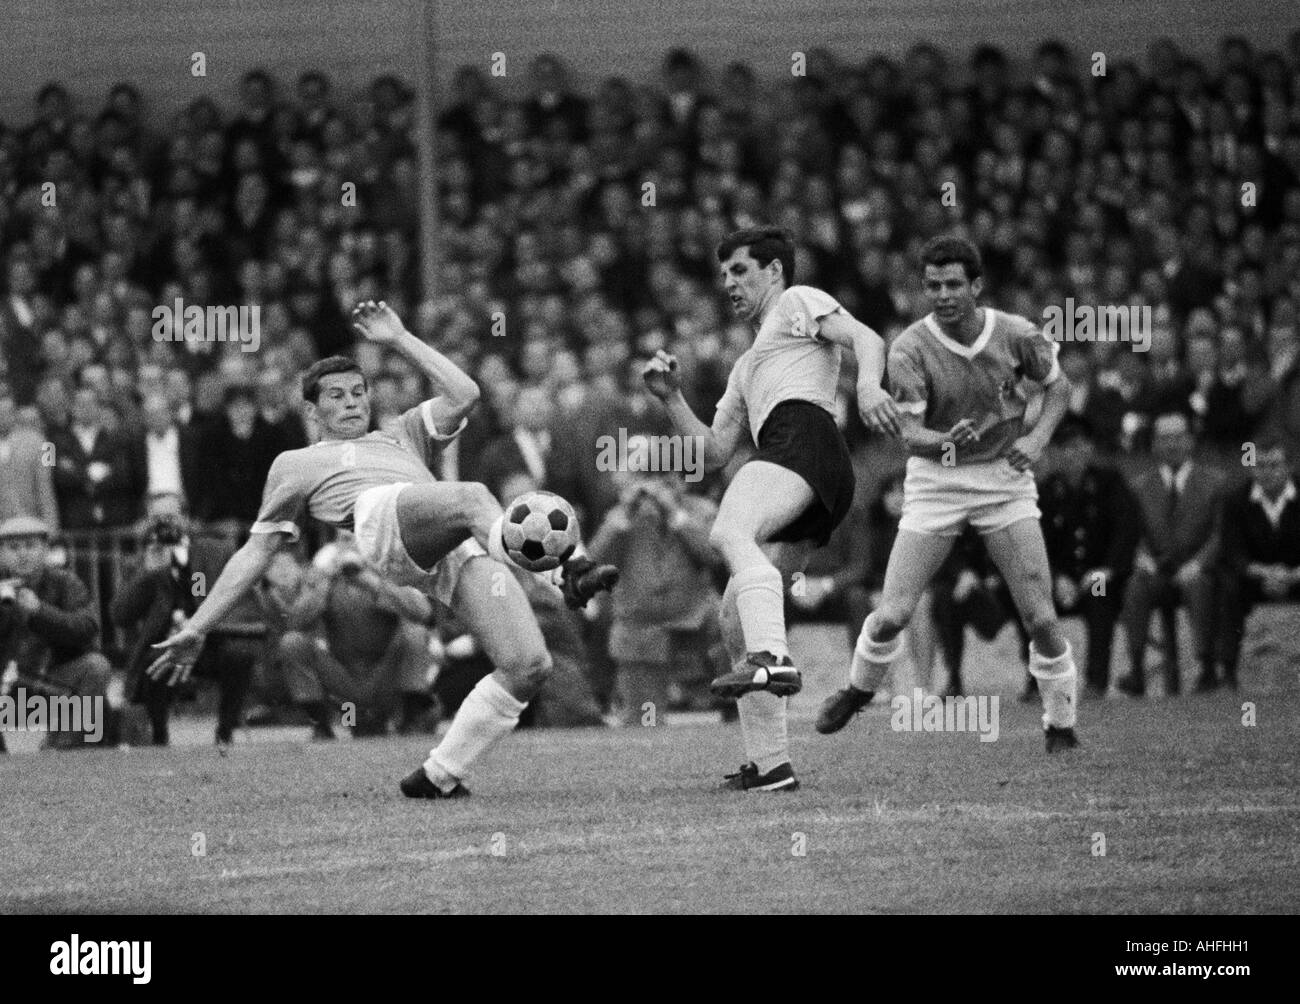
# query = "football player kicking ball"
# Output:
<box><xmin>816</xmin><ymin>235</ymin><xmax>1080</xmax><ymax>753</ymax></box>
<box><xmin>150</xmin><ymin>301</ymin><xmax>618</xmax><ymax>798</ymax></box>
<box><xmin>644</xmin><ymin>226</ymin><xmax>900</xmax><ymax>792</ymax></box>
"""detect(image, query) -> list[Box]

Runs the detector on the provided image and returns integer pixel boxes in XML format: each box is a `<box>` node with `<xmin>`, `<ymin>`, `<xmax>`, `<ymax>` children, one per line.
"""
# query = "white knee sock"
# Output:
<box><xmin>732</xmin><ymin>565</ymin><xmax>788</xmax><ymax>658</ymax></box>
<box><xmin>738</xmin><ymin>691</ymin><xmax>789</xmax><ymax>774</ymax></box>
<box><xmin>424</xmin><ymin>673</ymin><xmax>526</xmax><ymax>790</ymax></box>
<box><xmin>1029</xmin><ymin>641</ymin><xmax>1077</xmax><ymax>729</ymax></box>
<box><xmin>849</xmin><ymin>612</ymin><xmax>904</xmax><ymax>692</ymax></box>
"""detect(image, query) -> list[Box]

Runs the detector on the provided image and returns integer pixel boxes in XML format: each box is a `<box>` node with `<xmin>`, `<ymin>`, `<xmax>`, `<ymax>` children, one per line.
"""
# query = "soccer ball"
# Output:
<box><xmin>500</xmin><ymin>491</ymin><xmax>579</xmax><ymax>572</ymax></box>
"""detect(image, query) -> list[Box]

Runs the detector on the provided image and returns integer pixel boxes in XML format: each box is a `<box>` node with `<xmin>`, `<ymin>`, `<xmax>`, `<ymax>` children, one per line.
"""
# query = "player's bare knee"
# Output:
<box><xmin>506</xmin><ymin>649</ymin><xmax>553</xmax><ymax>692</ymax></box>
<box><xmin>709</xmin><ymin>522</ymin><xmax>751</xmax><ymax>560</ymax></box>
<box><xmin>873</xmin><ymin>601</ymin><xmax>914</xmax><ymax>637</ymax></box>
<box><xmin>455</xmin><ymin>482</ymin><xmax>499</xmax><ymax>525</ymax></box>
<box><xmin>1023</xmin><ymin>605</ymin><xmax>1058</xmax><ymax>640</ymax></box>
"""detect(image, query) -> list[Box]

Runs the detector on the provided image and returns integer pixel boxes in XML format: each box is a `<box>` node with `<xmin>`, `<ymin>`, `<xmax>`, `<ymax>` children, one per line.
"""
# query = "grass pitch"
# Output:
<box><xmin>2</xmin><ymin>621</ymin><xmax>1297</xmax><ymax>914</ymax></box>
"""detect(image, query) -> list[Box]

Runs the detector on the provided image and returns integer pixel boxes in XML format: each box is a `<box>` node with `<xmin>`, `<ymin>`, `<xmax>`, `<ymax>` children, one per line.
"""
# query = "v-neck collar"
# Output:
<box><xmin>924</xmin><ymin>308</ymin><xmax>996</xmax><ymax>359</ymax></box>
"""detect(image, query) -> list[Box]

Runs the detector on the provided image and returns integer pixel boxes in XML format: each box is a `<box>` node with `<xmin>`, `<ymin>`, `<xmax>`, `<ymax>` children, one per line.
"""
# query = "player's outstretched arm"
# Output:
<box><xmin>147</xmin><ymin>532</ymin><xmax>285</xmax><ymax>685</ymax></box>
<box><xmin>818</xmin><ymin>313</ymin><xmax>902</xmax><ymax>436</ymax></box>
<box><xmin>352</xmin><ymin>300</ymin><xmax>481</xmax><ymax>432</ymax></box>
<box><xmin>643</xmin><ymin>350</ymin><xmax>744</xmax><ymax>472</ymax></box>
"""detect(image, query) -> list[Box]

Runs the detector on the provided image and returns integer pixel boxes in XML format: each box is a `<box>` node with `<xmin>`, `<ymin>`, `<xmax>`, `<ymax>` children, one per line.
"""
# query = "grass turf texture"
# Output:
<box><xmin>2</xmin><ymin>621</ymin><xmax>1297</xmax><ymax>914</ymax></box>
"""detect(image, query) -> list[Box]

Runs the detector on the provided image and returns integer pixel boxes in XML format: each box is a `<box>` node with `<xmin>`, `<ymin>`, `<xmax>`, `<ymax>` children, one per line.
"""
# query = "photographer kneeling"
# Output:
<box><xmin>0</xmin><ymin>516</ymin><xmax>111</xmax><ymax>752</ymax></box>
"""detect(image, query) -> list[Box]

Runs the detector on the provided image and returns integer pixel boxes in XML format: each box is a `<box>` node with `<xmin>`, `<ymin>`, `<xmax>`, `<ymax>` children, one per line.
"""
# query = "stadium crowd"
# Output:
<box><xmin>2</xmin><ymin>33</ymin><xmax>1300</xmax><ymax>747</ymax></box>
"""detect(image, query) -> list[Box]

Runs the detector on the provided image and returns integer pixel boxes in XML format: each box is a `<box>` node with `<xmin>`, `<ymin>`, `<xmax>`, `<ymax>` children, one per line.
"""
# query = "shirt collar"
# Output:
<box><xmin>1250</xmin><ymin>480</ymin><xmax>1297</xmax><ymax>507</ymax></box>
<box><xmin>924</xmin><ymin>308</ymin><xmax>996</xmax><ymax>359</ymax></box>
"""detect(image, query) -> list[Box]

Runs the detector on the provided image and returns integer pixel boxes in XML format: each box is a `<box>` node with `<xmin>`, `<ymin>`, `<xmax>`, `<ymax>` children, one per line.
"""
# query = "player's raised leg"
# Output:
<box><xmin>816</xmin><ymin>528</ymin><xmax>955</xmax><ymax>733</ymax></box>
<box><xmin>983</xmin><ymin>517</ymin><xmax>1079</xmax><ymax>752</ymax></box>
<box><xmin>707</xmin><ymin>460</ymin><xmax>816</xmax><ymax>699</ymax></box>
<box><xmin>400</xmin><ymin>555</ymin><xmax>552</xmax><ymax>798</ymax></box>
<box><xmin>395</xmin><ymin>481</ymin><xmax>616</xmax><ymax>609</ymax></box>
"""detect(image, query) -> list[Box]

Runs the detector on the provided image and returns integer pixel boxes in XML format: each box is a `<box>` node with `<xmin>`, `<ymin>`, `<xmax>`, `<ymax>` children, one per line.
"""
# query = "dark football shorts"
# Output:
<box><xmin>751</xmin><ymin>400</ymin><xmax>856</xmax><ymax>547</ymax></box>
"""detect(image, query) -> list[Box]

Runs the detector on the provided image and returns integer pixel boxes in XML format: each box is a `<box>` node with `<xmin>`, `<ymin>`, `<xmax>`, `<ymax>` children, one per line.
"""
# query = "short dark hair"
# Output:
<box><xmin>920</xmin><ymin>235</ymin><xmax>983</xmax><ymax>281</ymax></box>
<box><xmin>716</xmin><ymin>226</ymin><xmax>796</xmax><ymax>286</ymax></box>
<box><xmin>301</xmin><ymin>356</ymin><xmax>366</xmax><ymax>404</ymax></box>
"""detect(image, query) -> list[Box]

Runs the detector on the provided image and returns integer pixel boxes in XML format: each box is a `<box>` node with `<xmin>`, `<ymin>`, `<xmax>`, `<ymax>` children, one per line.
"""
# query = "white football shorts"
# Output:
<box><xmin>353</xmin><ymin>482</ymin><xmax>486</xmax><ymax>607</ymax></box>
<box><xmin>898</xmin><ymin>456</ymin><xmax>1040</xmax><ymax>537</ymax></box>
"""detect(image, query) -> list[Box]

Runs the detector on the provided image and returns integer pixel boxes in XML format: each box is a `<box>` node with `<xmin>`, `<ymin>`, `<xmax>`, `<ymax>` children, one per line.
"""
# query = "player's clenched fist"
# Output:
<box><xmin>351</xmin><ymin>300</ymin><xmax>404</xmax><ymax>344</ymax></box>
<box><xmin>947</xmin><ymin>417</ymin><xmax>980</xmax><ymax>446</ymax></box>
<box><xmin>642</xmin><ymin>350</ymin><xmax>681</xmax><ymax>400</ymax></box>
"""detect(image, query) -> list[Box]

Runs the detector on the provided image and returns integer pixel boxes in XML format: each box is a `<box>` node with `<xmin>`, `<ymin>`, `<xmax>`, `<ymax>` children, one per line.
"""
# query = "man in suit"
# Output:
<box><xmin>191</xmin><ymin>384</ymin><xmax>283</xmax><ymax>525</ymax></box>
<box><xmin>140</xmin><ymin>393</ymin><xmax>199</xmax><ymax>517</ymax></box>
<box><xmin>1118</xmin><ymin>410</ymin><xmax>1226</xmax><ymax>696</ymax></box>
<box><xmin>478</xmin><ymin>385</ymin><xmax>554</xmax><ymax>502</ymax></box>
<box><xmin>49</xmin><ymin>385</ymin><xmax>147</xmax><ymax>531</ymax></box>
<box><xmin>1038</xmin><ymin>416</ymin><xmax>1141</xmax><ymax>697</ymax></box>
<box><xmin>1214</xmin><ymin>438</ymin><xmax>1300</xmax><ymax>690</ymax></box>
<box><xmin>0</xmin><ymin>385</ymin><xmax>59</xmax><ymax>529</ymax></box>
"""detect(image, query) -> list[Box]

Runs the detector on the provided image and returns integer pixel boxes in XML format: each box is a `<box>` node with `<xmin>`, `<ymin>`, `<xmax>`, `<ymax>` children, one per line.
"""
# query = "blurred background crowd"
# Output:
<box><xmin>2</xmin><ymin>33</ymin><xmax>1300</xmax><ymax>747</ymax></box>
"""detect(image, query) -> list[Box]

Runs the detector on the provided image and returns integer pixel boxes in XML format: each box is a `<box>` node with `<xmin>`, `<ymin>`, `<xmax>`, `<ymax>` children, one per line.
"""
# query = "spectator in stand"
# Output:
<box><xmin>49</xmin><ymin>384</ymin><xmax>146</xmax><ymax>530</ymax></box>
<box><xmin>1200</xmin><ymin>325</ymin><xmax>1264</xmax><ymax>454</ymax></box>
<box><xmin>1037</xmin><ymin>416</ymin><xmax>1140</xmax><ymax>698</ymax></box>
<box><xmin>0</xmin><ymin>515</ymin><xmax>111</xmax><ymax>752</ymax></box>
<box><xmin>140</xmin><ymin>393</ymin><xmax>197</xmax><ymax>517</ymax></box>
<box><xmin>0</xmin><ymin>385</ymin><xmax>59</xmax><ymax>529</ymax></box>
<box><xmin>1</xmin><ymin>258</ymin><xmax>45</xmax><ymax>405</ymax></box>
<box><xmin>191</xmin><ymin>384</ymin><xmax>283</xmax><ymax>526</ymax></box>
<box><xmin>1257</xmin><ymin>323</ymin><xmax>1300</xmax><ymax>458</ymax></box>
<box><xmin>1214</xmin><ymin>438</ymin><xmax>1300</xmax><ymax>690</ymax></box>
<box><xmin>478</xmin><ymin>384</ymin><xmax>554</xmax><ymax>501</ymax></box>
<box><xmin>1119</xmin><ymin>411</ymin><xmax>1226</xmax><ymax>697</ymax></box>
<box><xmin>256</xmin><ymin>367</ymin><xmax>309</xmax><ymax>452</ymax></box>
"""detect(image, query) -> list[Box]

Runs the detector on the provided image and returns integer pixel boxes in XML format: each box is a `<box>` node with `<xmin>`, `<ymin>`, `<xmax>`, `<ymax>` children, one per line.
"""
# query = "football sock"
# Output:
<box><xmin>738</xmin><ymin>691</ymin><xmax>789</xmax><ymax>775</ymax></box>
<box><xmin>849</xmin><ymin>612</ymin><xmax>904</xmax><ymax>692</ymax></box>
<box><xmin>1029</xmin><ymin>641</ymin><xmax>1077</xmax><ymax>729</ymax></box>
<box><xmin>732</xmin><ymin>565</ymin><xmax>789</xmax><ymax>659</ymax></box>
<box><xmin>423</xmin><ymin>672</ymin><xmax>526</xmax><ymax>790</ymax></box>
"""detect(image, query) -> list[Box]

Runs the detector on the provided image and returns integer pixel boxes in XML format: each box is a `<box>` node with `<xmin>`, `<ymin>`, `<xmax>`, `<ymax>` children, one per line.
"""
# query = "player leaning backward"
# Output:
<box><xmin>644</xmin><ymin>226</ymin><xmax>901</xmax><ymax>792</ymax></box>
<box><xmin>817</xmin><ymin>235</ymin><xmax>1080</xmax><ymax>754</ymax></box>
<box><xmin>150</xmin><ymin>301</ymin><xmax>618</xmax><ymax>799</ymax></box>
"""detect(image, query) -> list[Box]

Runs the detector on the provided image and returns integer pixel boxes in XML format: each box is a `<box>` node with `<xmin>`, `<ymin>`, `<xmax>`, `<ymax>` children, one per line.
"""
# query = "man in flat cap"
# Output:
<box><xmin>0</xmin><ymin>516</ymin><xmax>111</xmax><ymax>751</ymax></box>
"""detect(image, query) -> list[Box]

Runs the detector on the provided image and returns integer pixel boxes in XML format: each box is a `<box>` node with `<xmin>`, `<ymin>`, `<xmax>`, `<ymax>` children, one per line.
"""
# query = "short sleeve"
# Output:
<box><xmin>396</xmin><ymin>401</ymin><xmax>468</xmax><ymax>466</ymax></box>
<box><xmin>1013</xmin><ymin>317</ymin><xmax>1061</xmax><ymax>384</ymax></box>
<box><xmin>887</xmin><ymin>339</ymin><xmax>929</xmax><ymax>416</ymax></box>
<box><xmin>250</xmin><ymin>454</ymin><xmax>306</xmax><ymax>541</ymax></box>
<box><xmin>780</xmin><ymin>285</ymin><xmax>843</xmax><ymax>341</ymax></box>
